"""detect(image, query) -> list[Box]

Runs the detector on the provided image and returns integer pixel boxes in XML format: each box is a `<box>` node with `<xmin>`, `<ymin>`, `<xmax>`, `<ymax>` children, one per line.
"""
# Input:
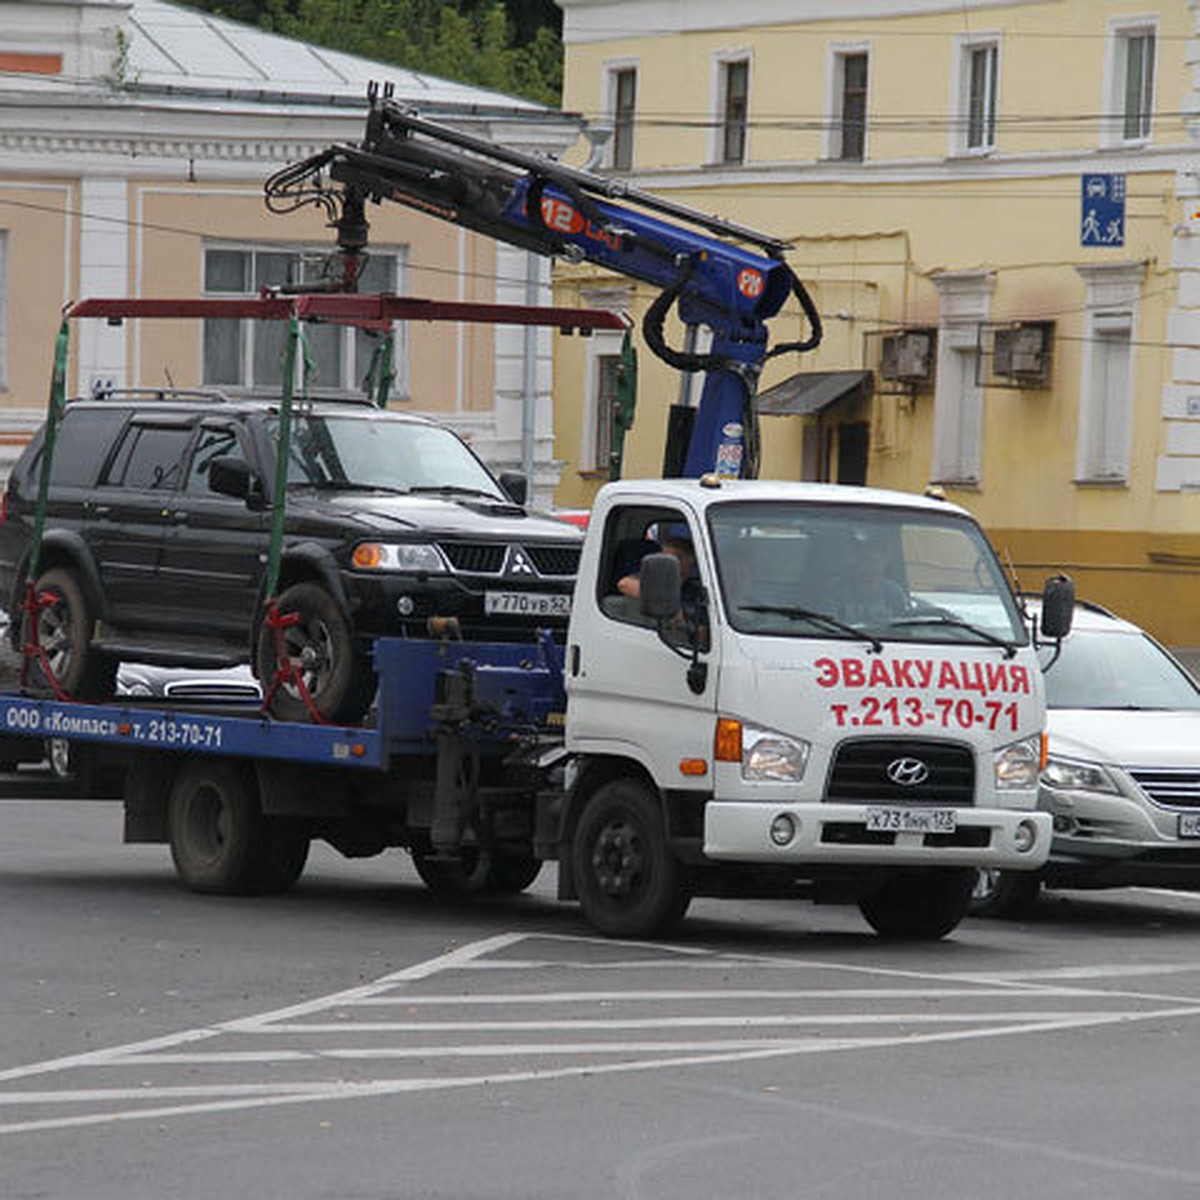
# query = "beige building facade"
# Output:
<box><xmin>554</xmin><ymin>0</ymin><xmax>1200</xmax><ymax>648</ymax></box>
<box><xmin>0</xmin><ymin>0</ymin><xmax>584</xmax><ymax>503</ymax></box>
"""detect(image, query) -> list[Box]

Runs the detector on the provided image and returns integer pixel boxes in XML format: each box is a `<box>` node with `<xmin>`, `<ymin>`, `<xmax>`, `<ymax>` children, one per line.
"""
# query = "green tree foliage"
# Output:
<box><xmin>183</xmin><ymin>1</ymin><xmax>563</xmax><ymax>106</ymax></box>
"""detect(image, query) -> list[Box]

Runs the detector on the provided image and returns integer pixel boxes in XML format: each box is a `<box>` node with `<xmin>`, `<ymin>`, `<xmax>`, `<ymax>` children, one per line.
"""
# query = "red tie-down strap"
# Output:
<box><xmin>258</xmin><ymin>598</ymin><xmax>329</xmax><ymax>725</ymax></box>
<box><xmin>18</xmin><ymin>580</ymin><xmax>74</xmax><ymax>701</ymax></box>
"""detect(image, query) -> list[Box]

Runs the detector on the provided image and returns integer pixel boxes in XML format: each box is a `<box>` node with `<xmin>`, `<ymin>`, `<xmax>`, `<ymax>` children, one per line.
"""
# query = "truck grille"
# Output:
<box><xmin>1128</xmin><ymin>768</ymin><xmax>1200</xmax><ymax>808</ymax></box>
<box><xmin>825</xmin><ymin>738</ymin><xmax>975</xmax><ymax>806</ymax></box>
<box><xmin>526</xmin><ymin>545</ymin><xmax>580</xmax><ymax>577</ymax></box>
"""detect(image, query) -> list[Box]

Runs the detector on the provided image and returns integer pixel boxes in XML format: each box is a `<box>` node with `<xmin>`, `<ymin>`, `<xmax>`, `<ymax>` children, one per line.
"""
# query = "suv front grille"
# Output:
<box><xmin>526</xmin><ymin>546</ymin><xmax>580</xmax><ymax>577</ymax></box>
<box><xmin>440</xmin><ymin>542</ymin><xmax>506</xmax><ymax>574</ymax></box>
<box><xmin>826</xmin><ymin>738</ymin><xmax>975</xmax><ymax>806</ymax></box>
<box><xmin>437</xmin><ymin>542</ymin><xmax>580</xmax><ymax>578</ymax></box>
<box><xmin>1129</xmin><ymin>768</ymin><xmax>1200</xmax><ymax>808</ymax></box>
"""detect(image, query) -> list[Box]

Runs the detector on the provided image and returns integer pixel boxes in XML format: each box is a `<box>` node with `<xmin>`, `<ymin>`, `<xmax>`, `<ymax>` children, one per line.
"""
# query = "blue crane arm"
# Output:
<box><xmin>264</xmin><ymin>89</ymin><xmax>822</xmax><ymax>478</ymax></box>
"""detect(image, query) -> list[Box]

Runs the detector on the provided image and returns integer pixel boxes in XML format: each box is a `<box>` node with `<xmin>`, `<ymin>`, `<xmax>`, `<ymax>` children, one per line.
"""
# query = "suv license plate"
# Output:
<box><xmin>1179</xmin><ymin>814</ymin><xmax>1200</xmax><ymax>839</ymax></box>
<box><xmin>485</xmin><ymin>591</ymin><xmax>571</xmax><ymax>617</ymax></box>
<box><xmin>865</xmin><ymin>807</ymin><xmax>957</xmax><ymax>834</ymax></box>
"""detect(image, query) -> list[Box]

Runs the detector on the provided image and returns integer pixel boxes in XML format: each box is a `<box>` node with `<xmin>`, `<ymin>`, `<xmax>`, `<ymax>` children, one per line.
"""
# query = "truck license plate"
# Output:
<box><xmin>1179</xmin><ymin>813</ymin><xmax>1200</xmax><ymax>839</ymax></box>
<box><xmin>865</xmin><ymin>807</ymin><xmax>957</xmax><ymax>834</ymax></box>
<box><xmin>484</xmin><ymin>591</ymin><xmax>571</xmax><ymax>617</ymax></box>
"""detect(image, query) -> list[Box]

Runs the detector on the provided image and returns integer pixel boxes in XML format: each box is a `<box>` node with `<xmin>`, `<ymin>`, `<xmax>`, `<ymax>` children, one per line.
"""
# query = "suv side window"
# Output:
<box><xmin>183</xmin><ymin>425</ymin><xmax>241</xmax><ymax>494</ymax></box>
<box><xmin>105</xmin><ymin>424</ymin><xmax>193</xmax><ymax>491</ymax></box>
<box><xmin>50</xmin><ymin>408</ymin><xmax>131</xmax><ymax>487</ymax></box>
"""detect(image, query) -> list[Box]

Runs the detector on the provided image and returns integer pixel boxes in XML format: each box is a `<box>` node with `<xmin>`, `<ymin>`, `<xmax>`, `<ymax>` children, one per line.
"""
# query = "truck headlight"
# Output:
<box><xmin>352</xmin><ymin>542</ymin><xmax>446</xmax><ymax>573</ymax></box>
<box><xmin>742</xmin><ymin>724</ymin><xmax>810</xmax><ymax>783</ymax></box>
<box><xmin>994</xmin><ymin>735</ymin><xmax>1041</xmax><ymax>790</ymax></box>
<box><xmin>1042</xmin><ymin>755</ymin><xmax>1119</xmax><ymax>795</ymax></box>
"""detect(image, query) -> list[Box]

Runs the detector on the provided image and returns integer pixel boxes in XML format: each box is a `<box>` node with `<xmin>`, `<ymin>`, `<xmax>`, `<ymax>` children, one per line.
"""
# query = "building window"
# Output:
<box><xmin>718</xmin><ymin>58</ymin><xmax>749</xmax><ymax>165</ymax></box>
<box><xmin>965</xmin><ymin>43</ymin><xmax>998</xmax><ymax>151</ymax></box>
<box><xmin>609</xmin><ymin>66</ymin><xmax>637</xmax><ymax>171</ymax></box>
<box><xmin>202</xmin><ymin>246</ymin><xmax>402</xmax><ymax>395</ymax></box>
<box><xmin>836</xmin><ymin>52</ymin><xmax>868</xmax><ymax>161</ymax></box>
<box><xmin>1115</xmin><ymin>27</ymin><xmax>1156</xmax><ymax>142</ymax></box>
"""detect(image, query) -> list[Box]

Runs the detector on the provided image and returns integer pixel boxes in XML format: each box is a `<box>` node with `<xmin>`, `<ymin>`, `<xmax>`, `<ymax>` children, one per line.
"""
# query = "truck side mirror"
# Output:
<box><xmin>638</xmin><ymin>553</ymin><xmax>681</xmax><ymax>620</ymax></box>
<box><xmin>498</xmin><ymin>471</ymin><xmax>527</xmax><ymax>506</ymax></box>
<box><xmin>1040</xmin><ymin>574</ymin><xmax>1075</xmax><ymax>639</ymax></box>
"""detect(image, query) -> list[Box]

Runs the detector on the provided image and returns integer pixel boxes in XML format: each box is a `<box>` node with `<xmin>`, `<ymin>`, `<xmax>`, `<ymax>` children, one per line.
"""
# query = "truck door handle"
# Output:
<box><xmin>569</xmin><ymin>644</ymin><xmax>580</xmax><ymax>676</ymax></box>
<box><xmin>90</xmin><ymin>504</ymin><xmax>112</xmax><ymax>519</ymax></box>
<box><xmin>170</xmin><ymin>511</ymin><xmax>189</xmax><ymax>524</ymax></box>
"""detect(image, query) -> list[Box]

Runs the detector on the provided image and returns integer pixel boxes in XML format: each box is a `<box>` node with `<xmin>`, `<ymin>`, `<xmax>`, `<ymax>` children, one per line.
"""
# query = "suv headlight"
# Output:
<box><xmin>742</xmin><ymin>724</ymin><xmax>811</xmax><ymax>783</ymax></box>
<box><xmin>994</xmin><ymin>735</ymin><xmax>1042</xmax><ymax>790</ymax></box>
<box><xmin>1042</xmin><ymin>755</ymin><xmax>1119</xmax><ymax>795</ymax></box>
<box><xmin>351</xmin><ymin>542</ymin><xmax>446</xmax><ymax>573</ymax></box>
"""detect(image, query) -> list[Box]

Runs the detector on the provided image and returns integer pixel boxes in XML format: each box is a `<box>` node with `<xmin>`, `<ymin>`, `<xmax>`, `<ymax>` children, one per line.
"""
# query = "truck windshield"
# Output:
<box><xmin>268</xmin><ymin>414</ymin><xmax>505</xmax><ymax>500</ymax></box>
<box><xmin>708</xmin><ymin>501</ymin><xmax>1027</xmax><ymax>648</ymax></box>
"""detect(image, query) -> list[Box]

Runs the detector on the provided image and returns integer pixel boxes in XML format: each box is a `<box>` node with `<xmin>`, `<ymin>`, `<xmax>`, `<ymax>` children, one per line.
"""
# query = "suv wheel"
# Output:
<box><xmin>26</xmin><ymin>567</ymin><xmax>116</xmax><ymax>700</ymax></box>
<box><xmin>256</xmin><ymin>581</ymin><xmax>375</xmax><ymax>725</ymax></box>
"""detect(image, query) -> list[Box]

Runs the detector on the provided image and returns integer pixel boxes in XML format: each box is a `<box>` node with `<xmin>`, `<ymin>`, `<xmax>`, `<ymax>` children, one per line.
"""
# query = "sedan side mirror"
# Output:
<box><xmin>1040</xmin><ymin>573</ymin><xmax>1075</xmax><ymax>639</ymax></box>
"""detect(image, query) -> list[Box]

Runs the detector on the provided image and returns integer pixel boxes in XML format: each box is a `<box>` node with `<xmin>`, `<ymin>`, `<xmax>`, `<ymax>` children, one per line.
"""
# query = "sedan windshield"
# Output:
<box><xmin>1039</xmin><ymin>629</ymin><xmax>1200</xmax><ymax>710</ymax></box>
<box><xmin>271</xmin><ymin>415</ymin><xmax>505</xmax><ymax>500</ymax></box>
<box><xmin>709</xmin><ymin>501</ymin><xmax>1027</xmax><ymax>647</ymax></box>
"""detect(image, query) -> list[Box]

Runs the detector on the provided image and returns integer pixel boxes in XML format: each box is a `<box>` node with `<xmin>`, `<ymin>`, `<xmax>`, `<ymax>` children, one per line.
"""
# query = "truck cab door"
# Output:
<box><xmin>566</xmin><ymin>504</ymin><xmax>717</xmax><ymax>785</ymax></box>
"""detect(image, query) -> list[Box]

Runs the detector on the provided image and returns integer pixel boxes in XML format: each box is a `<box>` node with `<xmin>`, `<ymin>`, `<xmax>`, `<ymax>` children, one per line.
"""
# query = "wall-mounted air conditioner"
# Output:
<box><xmin>879</xmin><ymin>330</ymin><xmax>934</xmax><ymax>384</ymax></box>
<box><xmin>992</xmin><ymin>321</ymin><xmax>1054</xmax><ymax>386</ymax></box>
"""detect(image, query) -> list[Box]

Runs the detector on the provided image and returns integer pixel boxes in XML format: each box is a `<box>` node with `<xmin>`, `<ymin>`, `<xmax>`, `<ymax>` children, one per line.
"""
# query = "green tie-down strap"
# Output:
<box><xmin>26</xmin><ymin>317</ymin><xmax>71</xmax><ymax>585</ymax></box>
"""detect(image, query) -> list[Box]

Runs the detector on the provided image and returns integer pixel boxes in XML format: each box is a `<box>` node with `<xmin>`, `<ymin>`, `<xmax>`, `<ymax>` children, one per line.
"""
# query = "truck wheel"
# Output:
<box><xmin>27</xmin><ymin>568</ymin><xmax>116</xmax><ymax>700</ymax></box>
<box><xmin>969</xmin><ymin>868</ymin><xmax>1041</xmax><ymax>919</ymax></box>
<box><xmin>572</xmin><ymin>778</ymin><xmax>690</xmax><ymax>938</ymax></box>
<box><xmin>257</xmin><ymin>582</ymin><xmax>375</xmax><ymax>725</ymax></box>
<box><xmin>411</xmin><ymin>845</ymin><xmax>492</xmax><ymax>896</ymax></box>
<box><xmin>168</xmin><ymin>761</ymin><xmax>272</xmax><ymax>895</ymax></box>
<box><xmin>858</xmin><ymin>869</ymin><xmax>976</xmax><ymax>941</ymax></box>
<box><xmin>255</xmin><ymin>822</ymin><xmax>311</xmax><ymax>895</ymax></box>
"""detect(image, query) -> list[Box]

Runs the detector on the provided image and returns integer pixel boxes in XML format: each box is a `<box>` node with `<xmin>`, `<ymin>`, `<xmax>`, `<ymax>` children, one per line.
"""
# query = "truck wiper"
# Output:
<box><xmin>739</xmin><ymin>604</ymin><xmax>882</xmax><ymax>653</ymax></box>
<box><xmin>886</xmin><ymin>613</ymin><xmax>1019</xmax><ymax>659</ymax></box>
<box><xmin>299</xmin><ymin>480</ymin><xmax>409</xmax><ymax>495</ymax></box>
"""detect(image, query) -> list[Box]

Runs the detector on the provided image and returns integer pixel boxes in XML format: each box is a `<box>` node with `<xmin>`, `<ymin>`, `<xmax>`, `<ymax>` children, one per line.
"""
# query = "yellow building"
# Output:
<box><xmin>555</xmin><ymin>0</ymin><xmax>1200</xmax><ymax>648</ymax></box>
<box><xmin>0</xmin><ymin>0</ymin><xmax>583</xmax><ymax>504</ymax></box>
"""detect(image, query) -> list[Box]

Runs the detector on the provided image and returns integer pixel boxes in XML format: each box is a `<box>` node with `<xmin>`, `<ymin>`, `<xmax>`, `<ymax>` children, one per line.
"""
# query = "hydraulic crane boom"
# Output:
<box><xmin>265</xmin><ymin>84</ymin><xmax>822</xmax><ymax>479</ymax></box>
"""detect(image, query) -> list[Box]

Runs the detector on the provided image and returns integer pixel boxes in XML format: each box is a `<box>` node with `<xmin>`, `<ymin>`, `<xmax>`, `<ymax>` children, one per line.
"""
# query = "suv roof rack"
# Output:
<box><xmin>79</xmin><ymin>386</ymin><xmax>232</xmax><ymax>404</ymax></box>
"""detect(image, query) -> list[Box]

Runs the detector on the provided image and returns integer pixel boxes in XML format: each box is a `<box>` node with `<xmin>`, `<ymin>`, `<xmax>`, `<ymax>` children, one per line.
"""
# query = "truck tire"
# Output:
<box><xmin>857</xmin><ymin>868</ymin><xmax>976</xmax><ymax>941</ymax></box>
<box><xmin>487</xmin><ymin>854</ymin><xmax>542</xmax><ymax>895</ymax></box>
<box><xmin>969</xmin><ymin>868</ymin><xmax>1041</xmax><ymax>919</ymax></box>
<box><xmin>256</xmin><ymin>822</ymin><xmax>311</xmax><ymax>895</ymax></box>
<box><xmin>168</xmin><ymin>760</ymin><xmax>274</xmax><ymax>895</ymax></box>
<box><xmin>26</xmin><ymin>567</ymin><xmax>117</xmax><ymax>701</ymax></box>
<box><xmin>411</xmin><ymin>845</ymin><xmax>492</xmax><ymax>896</ymax></box>
<box><xmin>572</xmin><ymin>777</ymin><xmax>690</xmax><ymax>938</ymax></box>
<box><xmin>257</xmin><ymin>582</ymin><xmax>375</xmax><ymax>725</ymax></box>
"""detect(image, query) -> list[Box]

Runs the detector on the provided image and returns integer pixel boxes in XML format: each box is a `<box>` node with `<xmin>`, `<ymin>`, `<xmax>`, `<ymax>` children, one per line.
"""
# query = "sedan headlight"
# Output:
<box><xmin>994</xmin><ymin>735</ymin><xmax>1042</xmax><ymax>790</ymax></box>
<box><xmin>742</xmin><ymin>724</ymin><xmax>811</xmax><ymax>783</ymax></box>
<box><xmin>351</xmin><ymin>542</ymin><xmax>446</xmax><ymax>573</ymax></box>
<box><xmin>1041</xmin><ymin>755</ymin><xmax>1119</xmax><ymax>795</ymax></box>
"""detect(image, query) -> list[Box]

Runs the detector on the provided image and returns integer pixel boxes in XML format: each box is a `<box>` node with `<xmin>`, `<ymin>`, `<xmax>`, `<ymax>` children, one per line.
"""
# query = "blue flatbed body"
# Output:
<box><xmin>0</xmin><ymin>633</ymin><xmax>566</xmax><ymax>771</ymax></box>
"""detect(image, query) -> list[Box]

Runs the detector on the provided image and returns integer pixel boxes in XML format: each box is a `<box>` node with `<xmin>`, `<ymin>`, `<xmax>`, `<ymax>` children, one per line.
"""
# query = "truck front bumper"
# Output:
<box><xmin>704</xmin><ymin>802</ymin><xmax>1052</xmax><ymax>870</ymax></box>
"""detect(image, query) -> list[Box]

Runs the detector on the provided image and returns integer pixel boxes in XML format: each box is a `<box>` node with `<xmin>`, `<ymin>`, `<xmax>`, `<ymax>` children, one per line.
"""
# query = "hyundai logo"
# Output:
<box><xmin>505</xmin><ymin>546</ymin><xmax>539</xmax><ymax>577</ymax></box>
<box><xmin>886</xmin><ymin>757</ymin><xmax>930</xmax><ymax>787</ymax></box>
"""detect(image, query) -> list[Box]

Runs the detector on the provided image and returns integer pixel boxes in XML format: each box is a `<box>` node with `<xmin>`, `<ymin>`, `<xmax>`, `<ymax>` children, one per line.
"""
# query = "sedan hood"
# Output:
<box><xmin>292</xmin><ymin>491</ymin><xmax>583</xmax><ymax>542</ymax></box>
<box><xmin>1049</xmin><ymin>708</ymin><xmax>1200</xmax><ymax>768</ymax></box>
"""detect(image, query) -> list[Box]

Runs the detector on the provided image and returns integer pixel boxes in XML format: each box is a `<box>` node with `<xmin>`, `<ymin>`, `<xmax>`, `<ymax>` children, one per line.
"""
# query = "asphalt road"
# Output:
<box><xmin>5</xmin><ymin>788</ymin><xmax>1200</xmax><ymax>1199</ymax></box>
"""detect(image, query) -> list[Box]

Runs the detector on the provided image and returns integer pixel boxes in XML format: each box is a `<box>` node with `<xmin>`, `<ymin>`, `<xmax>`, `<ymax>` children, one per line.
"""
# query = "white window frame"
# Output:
<box><xmin>1075</xmin><ymin>263</ymin><xmax>1143</xmax><ymax>483</ymax></box>
<box><xmin>1102</xmin><ymin>18</ymin><xmax>1157</xmax><ymax>147</ymax></box>
<box><xmin>824</xmin><ymin>43</ymin><xmax>870</xmax><ymax>162</ymax></box>
<box><xmin>930</xmin><ymin>271</ymin><xmax>994</xmax><ymax>487</ymax></box>
<box><xmin>711</xmin><ymin>50</ymin><xmax>751</xmax><ymax>166</ymax></box>
<box><xmin>201</xmin><ymin>243</ymin><xmax>408</xmax><ymax>398</ymax></box>
<box><xmin>604</xmin><ymin>60</ymin><xmax>638</xmax><ymax>171</ymax></box>
<box><xmin>581</xmin><ymin>328</ymin><xmax>626</xmax><ymax>473</ymax></box>
<box><xmin>0</xmin><ymin>231</ymin><xmax>7</xmax><ymax>392</ymax></box>
<box><xmin>950</xmin><ymin>34</ymin><xmax>1000</xmax><ymax>156</ymax></box>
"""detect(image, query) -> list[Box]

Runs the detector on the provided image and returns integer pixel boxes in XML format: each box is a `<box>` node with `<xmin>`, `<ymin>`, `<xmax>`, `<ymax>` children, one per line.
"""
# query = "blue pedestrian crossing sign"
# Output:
<box><xmin>1081</xmin><ymin>174</ymin><xmax>1125</xmax><ymax>247</ymax></box>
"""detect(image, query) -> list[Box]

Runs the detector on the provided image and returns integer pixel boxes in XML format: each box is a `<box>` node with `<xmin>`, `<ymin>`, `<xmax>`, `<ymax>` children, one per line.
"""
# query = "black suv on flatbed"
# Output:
<box><xmin>0</xmin><ymin>391</ymin><xmax>582</xmax><ymax>723</ymax></box>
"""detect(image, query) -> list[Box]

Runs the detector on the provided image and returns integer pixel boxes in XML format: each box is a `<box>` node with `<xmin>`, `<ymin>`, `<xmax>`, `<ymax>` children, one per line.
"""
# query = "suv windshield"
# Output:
<box><xmin>1039</xmin><ymin>628</ymin><xmax>1200</xmax><ymax>710</ymax></box>
<box><xmin>709</xmin><ymin>500</ymin><xmax>1026</xmax><ymax>647</ymax></box>
<box><xmin>272</xmin><ymin>414</ymin><xmax>505</xmax><ymax>499</ymax></box>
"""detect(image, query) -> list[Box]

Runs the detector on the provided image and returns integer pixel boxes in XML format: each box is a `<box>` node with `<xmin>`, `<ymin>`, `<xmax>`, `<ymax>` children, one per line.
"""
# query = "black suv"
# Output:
<box><xmin>0</xmin><ymin>392</ymin><xmax>582</xmax><ymax>723</ymax></box>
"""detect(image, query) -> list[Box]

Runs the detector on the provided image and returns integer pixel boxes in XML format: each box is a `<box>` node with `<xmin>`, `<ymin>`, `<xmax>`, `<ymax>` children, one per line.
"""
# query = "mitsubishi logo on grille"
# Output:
<box><xmin>886</xmin><ymin>757</ymin><xmax>930</xmax><ymax>787</ymax></box>
<box><xmin>505</xmin><ymin>546</ymin><xmax>539</xmax><ymax>578</ymax></box>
